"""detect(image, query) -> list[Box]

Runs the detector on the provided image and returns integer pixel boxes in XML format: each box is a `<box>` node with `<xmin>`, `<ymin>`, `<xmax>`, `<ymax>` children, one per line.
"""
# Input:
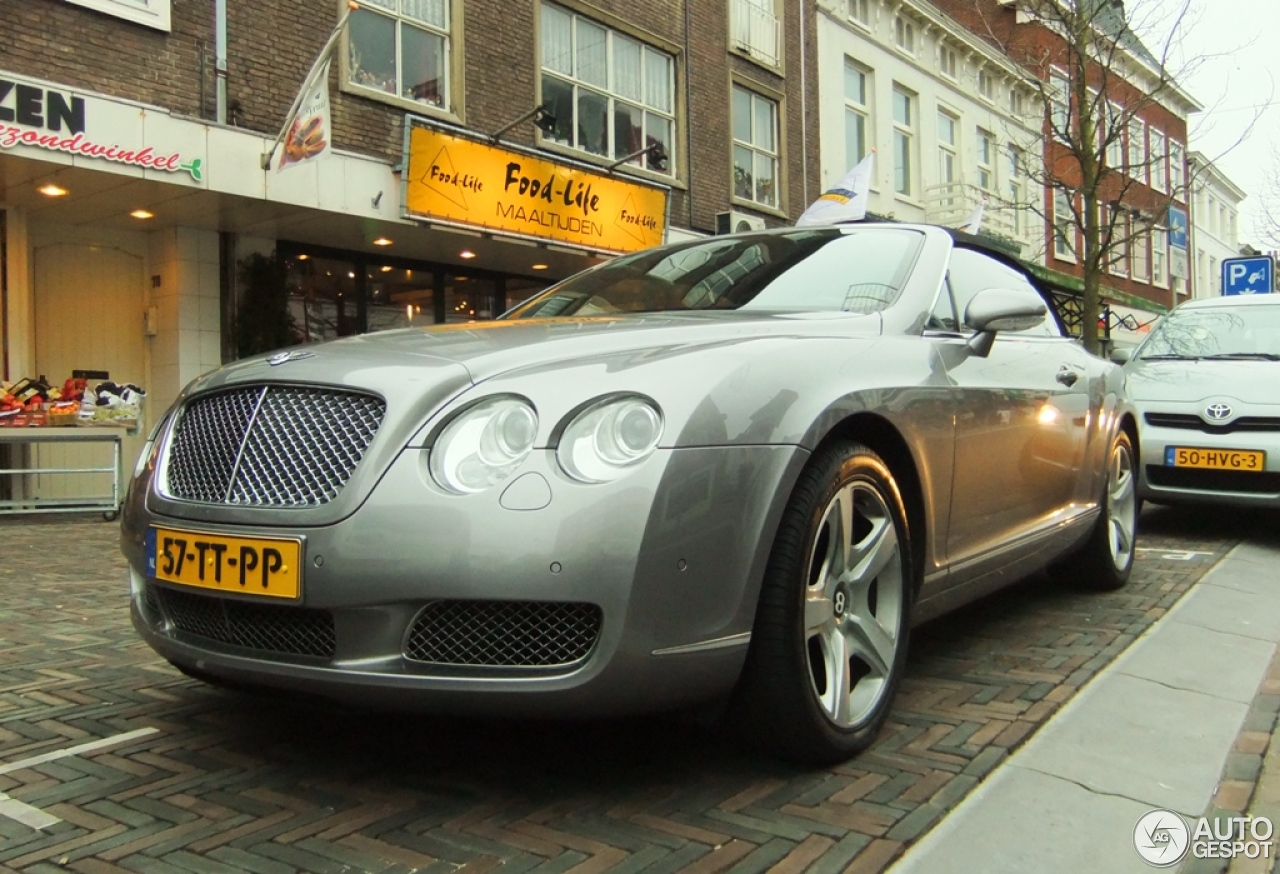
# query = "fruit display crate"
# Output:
<box><xmin>0</xmin><ymin>427</ymin><xmax>123</xmax><ymax>519</ymax></box>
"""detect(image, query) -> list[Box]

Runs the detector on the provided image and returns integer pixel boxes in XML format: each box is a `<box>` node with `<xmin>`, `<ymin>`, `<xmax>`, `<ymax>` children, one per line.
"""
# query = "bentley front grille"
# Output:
<box><xmin>154</xmin><ymin>585</ymin><xmax>336</xmax><ymax>658</ymax></box>
<box><xmin>164</xmin><ymin>386</ymin><xmax>385</xmax><ymax>506</ymax></box>
<box><xmin>404</xmin><ymin>600</ymin><xmax>603</xmax><ymax>668</ymax></box>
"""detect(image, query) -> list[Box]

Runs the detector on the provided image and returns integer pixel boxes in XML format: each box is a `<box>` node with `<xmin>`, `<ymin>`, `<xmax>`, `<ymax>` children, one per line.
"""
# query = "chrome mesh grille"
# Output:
<box><xmin>154</xmin><ymin>585</ymin><xmax>336</xmax><ymax>658</ymax></box>
<box><xmin>404</xmin><ymin>601</ymin><xmax>602</xmax><ymax>668</ymax></box>
<box><xmin>165</xmin><ymin>386</ymin><xmax>385</xmax><ymax>506</ymax></box>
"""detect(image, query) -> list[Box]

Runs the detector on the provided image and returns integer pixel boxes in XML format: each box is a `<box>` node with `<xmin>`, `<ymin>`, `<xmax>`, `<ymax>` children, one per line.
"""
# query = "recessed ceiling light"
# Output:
<box><xmin>38</xmin><ymin>184</ymin><xmax>68</xmax><ymax>197</ymax></box>
<box><xmin>373</xmin><ymin>237</ymin><xmax>393</xmax><ymax>246</ymax></box>
<box><xmin>380</xmin><ymin>265</ymin><xmax>393</xmax><ymax>272</ymax></box>
<box><xmin>297</xmin><ymin>254</ymin><xmax>310</xmax><ymax>260</ymax></box>
<box><xmin>531</xmin><ymin>263</ymin><xmax>549</xmax><ymax>271</ymax></box>
<box><xmin>130</xmin><ymin>209</ymin><xmax>154</xmax><ymax>220</ymax></box>
<box><xmin>459</xmin><ymin>250</ymin><xmax>476</xmax><ymax>260</ymax></box>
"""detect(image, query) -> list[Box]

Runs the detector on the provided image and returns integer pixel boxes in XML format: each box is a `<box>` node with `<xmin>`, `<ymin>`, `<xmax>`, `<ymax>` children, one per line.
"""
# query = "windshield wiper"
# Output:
<box><xmin>1138</xmin><ymin>354</ymin><xmax>1202</xmax><ymax>360</ymax></box>
<box><xmin>1202</xmin><ymin>353</ymin><xmax>1280</xmax><ymax>361</ymax></box>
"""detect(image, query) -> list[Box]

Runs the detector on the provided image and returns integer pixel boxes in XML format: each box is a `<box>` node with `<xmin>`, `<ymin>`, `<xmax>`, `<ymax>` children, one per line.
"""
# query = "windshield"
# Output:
<box><xmin>1137</xmin><ymin>304</ymin><xmax>1280</xmax><ymax>360</ymax></box>
<box><xmin>504</xmin><ymin>228</ymin><xmax>924</xmax><ymax>319</ymax></box>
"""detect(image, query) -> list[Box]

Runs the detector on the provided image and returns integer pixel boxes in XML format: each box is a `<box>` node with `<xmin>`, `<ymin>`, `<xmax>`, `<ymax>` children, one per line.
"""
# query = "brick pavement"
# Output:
<box><xmin>0</xmin><ymin>507</ymin><xmax>1239</xmax><ymax>873</ymax></box>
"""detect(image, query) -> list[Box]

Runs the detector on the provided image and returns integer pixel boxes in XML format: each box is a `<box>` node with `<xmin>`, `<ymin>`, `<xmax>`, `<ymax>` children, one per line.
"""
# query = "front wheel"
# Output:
<box><xmin>730</xmin><ymin>441</ymin><xmax>915</xmax><ymax>765</ymax></box>
<box><xmin>1059</xmin><ymin>429</ymin><xmax>1137</xmax><ymax>591</ymax></box>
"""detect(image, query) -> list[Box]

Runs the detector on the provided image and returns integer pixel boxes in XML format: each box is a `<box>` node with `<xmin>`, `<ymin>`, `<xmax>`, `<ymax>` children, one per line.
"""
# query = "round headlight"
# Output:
<box><xmin>558</xmin><ymin>396</ymin><xmax>664</xmax><ymax>483</ymax></box>
<box><xmin>430</xmin><ymin>397</ymin><xmax>538</xmax><ymax>494</ymax></box>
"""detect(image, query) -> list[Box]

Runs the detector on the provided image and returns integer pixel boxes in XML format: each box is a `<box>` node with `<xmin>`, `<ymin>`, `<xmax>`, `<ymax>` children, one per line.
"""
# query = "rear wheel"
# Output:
<box><xmin>731</xmin><ymin>441</ymin><xmax>915</xmax><ymax>765</ymax></box>
<box><xmin>1059</xmin><ymin>430</ymin><xmax>1137</xmax><ymax>591</ymax></box>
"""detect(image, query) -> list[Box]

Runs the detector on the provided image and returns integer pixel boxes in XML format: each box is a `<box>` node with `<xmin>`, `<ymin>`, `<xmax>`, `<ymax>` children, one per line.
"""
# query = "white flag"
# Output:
<box><xmin>962</xmin><ymin>200</ymin><xmax>985</xmax><ymax>234</ymax></box>
<box><xmin>276</xmin><ymin>58</ymin><xmax>332</xmax><ymax>171</ymax></box>
<box><xmin>797</xmin><ymin>152</ymin><xmax>875</xmax><ymax>227</ymax></box>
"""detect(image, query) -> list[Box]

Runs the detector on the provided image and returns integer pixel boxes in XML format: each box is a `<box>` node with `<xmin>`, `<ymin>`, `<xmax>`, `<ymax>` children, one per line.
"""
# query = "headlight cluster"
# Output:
<box><xmin>557</xmin><ymin>397</ymin><xmax>664</xmax><ymax>483</ymax></box>
<box><xmin>428</xmin><ymin>394</ymin><xmax>663</xmax><ymax>494</ymax></box>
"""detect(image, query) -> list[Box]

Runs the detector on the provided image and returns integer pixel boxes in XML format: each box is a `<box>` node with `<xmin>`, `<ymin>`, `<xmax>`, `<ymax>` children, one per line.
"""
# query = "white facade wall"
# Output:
<box><xmin>815</xmin><ymin>0</ymin><xmax>1044</xmax><ymax>259</ymax></box>
<box><xmin>1189</xmin><ymin>153</ymin><xmax>1247</xmax><ymax>299</ymax></box>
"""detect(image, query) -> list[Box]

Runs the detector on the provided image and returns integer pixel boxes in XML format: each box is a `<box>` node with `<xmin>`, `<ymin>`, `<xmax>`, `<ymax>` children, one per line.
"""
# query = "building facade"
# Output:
<box><xmin>815</xmin><ymin>0</ymin><xmax>1043</xmax><ymax>257</ymax></box>
<box><xmin>1189</xmin><ymin>151</ymin><xmax>1248</xmax><ymax>298</ymax></box>
<box><xmin>927</xmin><ymin>0</ymin><xmax>1201</xmax><ymax>344</ymax></box>
<box><xmin>0</xmin><ymin>0</ymin><xmax>817</xmax><ymax>494</ymax></box>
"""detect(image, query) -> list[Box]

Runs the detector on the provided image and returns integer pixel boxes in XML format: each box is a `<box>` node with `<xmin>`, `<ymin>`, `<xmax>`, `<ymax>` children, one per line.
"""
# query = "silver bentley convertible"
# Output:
<box><xmin>121</xmin><ymin>223</ymin><xmax>1137</xmax><ymax>763</ymax></box>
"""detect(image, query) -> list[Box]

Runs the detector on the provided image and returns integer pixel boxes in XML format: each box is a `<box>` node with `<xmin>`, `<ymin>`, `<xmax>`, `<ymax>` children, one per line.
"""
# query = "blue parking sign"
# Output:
<box><xmin>1222</xmin><ymin>256</ymin><xmax>1273</xmax><ymax>295</ymax></box>
<box><xmin>1167</xmin><ymin>207</ymin><xmax>1189</xmax><ymax>250</ymax></box>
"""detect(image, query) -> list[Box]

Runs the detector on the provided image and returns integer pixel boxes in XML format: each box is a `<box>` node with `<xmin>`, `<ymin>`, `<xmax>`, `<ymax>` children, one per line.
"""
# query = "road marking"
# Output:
<box><xmin>1135</xmin><ymin>547</ymin><xmax>1217</xmax><ymax>561</ymax></box>
<box><xmin>0</xmin><ymin>727</ymin><xmax>159</xmax><ymax>829</ymax></box>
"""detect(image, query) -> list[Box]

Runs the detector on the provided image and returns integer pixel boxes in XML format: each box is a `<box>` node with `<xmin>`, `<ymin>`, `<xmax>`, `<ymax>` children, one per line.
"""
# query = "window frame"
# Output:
<box><xmin>63</xmin><ymin>0</ymin><xmax>170</xmax><ymax>31</ymax></box>
<box><xmin>843</xmin><ymin>58</ymin><xmax>872</xmax><ymax>172</ymax></box>
<box><xmin>893</xmin><ymin>15</ymin><xmax>916</xmax><ymax>55</ymax></box>
<box><xmin>1049</xmin><ymin>70</ymin><xmax>1070</xmax><ymax>144</ymax></box>
<box><xmin>537</xmin><ymin>2</ymin><xmax>678</xmax><ymax>177</ymax></box>
<box><xmin>1127</xmin><ymin>118</ymin><xmax>1146</xmax><ymax>180</ymax></box>
<box><xmin>976</xmin><ymin>128</ymin><xmax>995</xmax><ymax>193</ymax></box>
<box><xmin>1053</xmin><ymin>189</ymin><xmax>1076</xmax><ymax>262</ymax></box>
<box><xmin>1007</xmin><ymin>144</ymin><xmax>1024</xmax><ymax>236</ymax></box>
<box><xmin>977</xmin><ymin>67</ymin><xmax>995</xmax><ymax>103</ymax></box>
<box><xmin>731</xmin><ymin>82</ymin><xmax>782</xmax><ymax>210</ymax></box>
<box><xmin>847</xmin><ymin>0</ymin><xmax>870</xmax><ymax>26</ymax></box>
<box><xmin>939</xmin><ymin>44</ymin><xmax>958</xmax><ymax>80</ymax></box>
<box><xmin>1147</xmin><ymin>129</ymin><xmax>1167</xmax><ymax>192</ymax></box>
<box><xmin>1169</xmin><ymin>140</ymin><xmax>1186</xmax><ymax>194</ymax></box>
<box><xmin>892</xmin><ymin>85</ymin><xmax>917</xmax><ymax>198</ymax></box>
<box><xmin>1152</xmin><ymin>228</ymin><xmax>1169</xmax><ymax>288</ymax></box>
<box><xmin>937</xmin><ymin>108</ymin><xmax>959</xmax><ymax>188</ymax></box>
<box><xmin>343</xmin><ymin>0</ymin><xmax>460</xmax><ymax>118</ymax></box>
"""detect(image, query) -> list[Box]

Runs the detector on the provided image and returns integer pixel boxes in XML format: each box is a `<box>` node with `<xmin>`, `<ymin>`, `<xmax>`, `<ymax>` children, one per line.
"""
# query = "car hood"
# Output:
<box><xmin>189</xmin><ymin>310</ymin><xmax>882</xmax><ymax>394</ymax></box>
<box><xmin>1126</xmin><ymin>358</ymin><xmax>1280</xmax><ymax>405</ymax></box>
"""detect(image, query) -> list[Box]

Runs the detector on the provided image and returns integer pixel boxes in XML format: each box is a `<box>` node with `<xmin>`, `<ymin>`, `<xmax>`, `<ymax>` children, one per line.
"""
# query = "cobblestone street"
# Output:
<box><xmin>0</xmin><ymin>507</ymin><xmax>1249</xmax><ymax>873</ymax></box>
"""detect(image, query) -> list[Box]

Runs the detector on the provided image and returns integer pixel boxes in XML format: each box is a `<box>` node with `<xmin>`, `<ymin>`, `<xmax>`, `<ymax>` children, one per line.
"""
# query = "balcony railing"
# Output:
<box><xmin>924</xmin><ymin>180</ymin><xmax>1033</xmax><ymax>253</ymax></box>
<box><xmin>730</xmin><ymin>0</ymin><xmax>781</xmax><ymax>67</ymax></box>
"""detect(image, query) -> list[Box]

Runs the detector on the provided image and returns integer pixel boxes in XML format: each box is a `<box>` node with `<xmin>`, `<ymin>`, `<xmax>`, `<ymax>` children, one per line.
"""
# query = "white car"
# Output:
<box><xmin>1124</xmin><ymin>294</ymin><xmax>1280</xmax><ymax>507</ymax></box>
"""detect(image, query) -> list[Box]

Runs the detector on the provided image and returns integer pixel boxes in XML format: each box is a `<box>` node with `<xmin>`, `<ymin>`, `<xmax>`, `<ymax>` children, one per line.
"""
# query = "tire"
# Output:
<box><xmin>1059</xmin><ymin>429</ymin><xmax>1138</xmax><ymax>591</ymax></box>
<box><xmin>730</xmin><ymin>440</ymin><xmax>915</xmax><ymax>765</ymax></box>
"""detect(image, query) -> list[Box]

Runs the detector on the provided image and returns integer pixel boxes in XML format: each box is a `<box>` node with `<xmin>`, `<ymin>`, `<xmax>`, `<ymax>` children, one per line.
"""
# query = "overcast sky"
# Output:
<box><xmin>1146</xmin><ymin>0</ymin><xmax>1279</xmax><ymax>243</ymax></box>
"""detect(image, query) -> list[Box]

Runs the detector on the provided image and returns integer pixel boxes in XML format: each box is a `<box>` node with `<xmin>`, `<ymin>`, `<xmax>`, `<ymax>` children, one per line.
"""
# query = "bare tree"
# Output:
<box><xmin>948</xmin><ymin>0</ymin><xmax>1206</xmax><ymax>353</ymax></box>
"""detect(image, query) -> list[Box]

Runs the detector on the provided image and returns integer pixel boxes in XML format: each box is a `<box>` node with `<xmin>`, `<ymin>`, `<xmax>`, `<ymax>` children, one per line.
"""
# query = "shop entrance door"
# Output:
<box><xmin>32</xmin><ymin>243</ymin><xmax>146</xmax><ymax>504</ymax></box>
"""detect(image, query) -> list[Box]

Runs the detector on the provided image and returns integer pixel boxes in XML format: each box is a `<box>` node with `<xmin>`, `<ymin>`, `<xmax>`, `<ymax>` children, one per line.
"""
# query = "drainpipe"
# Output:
<box><xmin>215</xmin><ymin>0</ymin><xmax>228</xmax><ymax>123</ymax></box>
<box><xmin>797</xmin><ymin>0</ymin><xmax>808</xmax><ymax>210</ymax></box>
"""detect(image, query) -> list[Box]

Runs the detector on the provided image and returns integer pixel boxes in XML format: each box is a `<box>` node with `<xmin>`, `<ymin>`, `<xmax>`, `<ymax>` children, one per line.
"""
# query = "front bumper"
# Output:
<box><xmin>1136</xmin><ymin>412</ymin><xmax>1280</xmax><ymax>507</ymax></box>
<box><xmin>123</xmin><ymin>443</ymin><xmax>806</xmax><ymax>718</ymax></box>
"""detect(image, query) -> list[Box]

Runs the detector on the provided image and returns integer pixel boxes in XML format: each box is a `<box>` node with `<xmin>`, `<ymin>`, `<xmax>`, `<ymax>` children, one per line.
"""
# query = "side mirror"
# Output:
<box><xmin>1108</xmin><ymin>347</ymin><xmax>1132</xmax><ymax>364</ymax></box>
<box><xmin>963</xmin><ymin>288</ymin><xmax>1047</xmax><ymax>357</ymax></box>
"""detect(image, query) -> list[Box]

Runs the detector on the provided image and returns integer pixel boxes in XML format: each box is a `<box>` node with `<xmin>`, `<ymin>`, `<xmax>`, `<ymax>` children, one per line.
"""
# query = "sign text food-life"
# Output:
<box><xmin>405</xmin><ymin>124</ymin><xmax>667</xmax><ymax>253</ymax></box>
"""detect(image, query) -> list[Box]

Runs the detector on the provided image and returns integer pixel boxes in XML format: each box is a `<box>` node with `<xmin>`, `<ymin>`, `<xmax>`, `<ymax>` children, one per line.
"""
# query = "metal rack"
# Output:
<box><xmin>0</xmin><ymin>428</ymin><xmax>124</xmax><ymax>519</ymax></box>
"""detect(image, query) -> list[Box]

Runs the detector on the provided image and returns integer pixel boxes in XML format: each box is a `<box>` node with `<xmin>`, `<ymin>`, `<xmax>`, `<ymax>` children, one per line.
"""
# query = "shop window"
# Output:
<box><xmin>732</xmin><ymin>84</ymin><xmax>780</xmax><ymax>208</ymax></box>
<box><xmin>348</xmin><ymin>0</ymin><xmax>451</xmax><ymax>109</ymax></box>
<box><xmin>540</xmin><ymin>3</ymin><xmax>676</xmax><ymax>174</ymax></box>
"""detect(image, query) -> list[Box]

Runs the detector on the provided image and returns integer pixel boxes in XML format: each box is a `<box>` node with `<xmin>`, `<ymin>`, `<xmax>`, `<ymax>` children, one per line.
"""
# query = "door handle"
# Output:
<box><xmin>1056</xmin><ymin>367</ymin><xmax>1080</xmax><ymax>387</ymax></box>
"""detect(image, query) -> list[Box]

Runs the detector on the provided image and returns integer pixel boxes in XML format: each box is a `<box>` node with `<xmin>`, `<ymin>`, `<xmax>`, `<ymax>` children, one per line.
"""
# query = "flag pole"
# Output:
<box><xmin>261</xmin><ymin>1</ymin><xmax>358</xmax><ymax>170</ymax></box>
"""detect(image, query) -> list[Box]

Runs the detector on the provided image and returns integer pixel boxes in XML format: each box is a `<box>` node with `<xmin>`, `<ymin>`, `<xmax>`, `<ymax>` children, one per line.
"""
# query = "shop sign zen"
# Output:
<box><xmin>0</xmin><ymin>77</ymin><xmax>204</xmax><ymax>181</ymax></box>
<box><xmin>404</xmin><ymin>122</ymin><xmax>667</xmax><ymax>254</ymax></box>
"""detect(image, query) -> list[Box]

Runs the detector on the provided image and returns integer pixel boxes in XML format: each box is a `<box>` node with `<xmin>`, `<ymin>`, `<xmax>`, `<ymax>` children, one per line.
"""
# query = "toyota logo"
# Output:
<box><xmin>1204</xmin><ymin>403</ymin><xmax>1234</xmax><ymax>421</ymax></box>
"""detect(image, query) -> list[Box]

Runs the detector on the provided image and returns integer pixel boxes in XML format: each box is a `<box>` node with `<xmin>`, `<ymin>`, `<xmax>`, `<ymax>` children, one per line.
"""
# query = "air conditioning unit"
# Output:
<box><xmin>715</xmin><ymin>210</ymin><xmax>768</xmax><ymax>235</ymax></box>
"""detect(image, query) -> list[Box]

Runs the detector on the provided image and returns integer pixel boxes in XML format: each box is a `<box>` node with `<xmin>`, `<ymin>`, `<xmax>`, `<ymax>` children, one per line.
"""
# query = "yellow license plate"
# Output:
<box><xmin>1166</xmin><ymin>446</ymin><xmax>1266</xmax><ymax>471</ymax></box>
<box><xmin>148</xmin><ymin>527</ymin><xmax>301</xmax><ymax>599</ymax></box>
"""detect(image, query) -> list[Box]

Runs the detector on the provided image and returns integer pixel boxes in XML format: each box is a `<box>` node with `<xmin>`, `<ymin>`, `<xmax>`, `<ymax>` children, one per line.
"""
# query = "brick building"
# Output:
<box><xmin>926</xmin><ymin>0</ymin><xmax>1201</xmax><ymax>344</ymax></box>
<box><xmin>0</xmin><ymin>0</ymin><xmax>816</xmax><ymax>487</ymax></box>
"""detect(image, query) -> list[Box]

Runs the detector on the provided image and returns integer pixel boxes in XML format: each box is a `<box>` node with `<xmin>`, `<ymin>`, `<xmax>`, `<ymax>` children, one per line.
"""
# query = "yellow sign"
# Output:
<box><xmin>405</xmin><ymin>124</ymin><xmax>667</xmax><ymax>254</ymax></box>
